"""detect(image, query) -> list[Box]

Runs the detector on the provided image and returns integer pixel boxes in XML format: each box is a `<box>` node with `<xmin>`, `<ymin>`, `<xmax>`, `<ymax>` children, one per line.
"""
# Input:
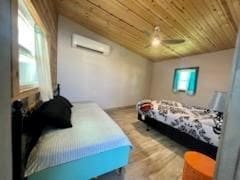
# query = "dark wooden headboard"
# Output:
<box><xmin>12</xmin><ymin>84</ymin><xmax>60</xmax><ymax>180</ymax></box>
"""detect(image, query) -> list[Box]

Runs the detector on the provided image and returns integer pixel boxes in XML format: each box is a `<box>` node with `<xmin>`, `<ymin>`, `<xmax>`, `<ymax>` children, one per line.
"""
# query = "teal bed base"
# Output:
<box><xmin>28</xmin><ymin>146</ymin><xmax>131</xmax><ymax>180</ymax></box>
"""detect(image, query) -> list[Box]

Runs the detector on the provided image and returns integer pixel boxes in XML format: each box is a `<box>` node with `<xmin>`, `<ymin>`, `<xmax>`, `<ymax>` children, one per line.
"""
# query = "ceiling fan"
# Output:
<box><xmin>145</xmin><ymin>26</ymin><xmax>185</xmax><ymax>48</ymax></box>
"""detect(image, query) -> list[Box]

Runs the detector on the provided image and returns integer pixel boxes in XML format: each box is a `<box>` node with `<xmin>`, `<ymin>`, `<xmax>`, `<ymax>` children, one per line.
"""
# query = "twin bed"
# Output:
<box><xmin>12</xmin><ymin>87</ymin><xmax>132</xmax><ymax>180</ymax></box>
<box><xmin>26</xmin><ymin>102</ymin><xmax>132</xmax><ymax>180</ymax></box>
<box><xmin>137</xmin><ymin>100</ymin><xmax>222</xmax><ymax>158</ymax></box>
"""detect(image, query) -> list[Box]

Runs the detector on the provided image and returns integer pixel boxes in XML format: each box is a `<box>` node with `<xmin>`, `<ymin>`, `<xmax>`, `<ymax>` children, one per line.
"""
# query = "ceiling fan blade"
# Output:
<box><xmin>143</xmin><ymin>31</ymin><xmax>151</xmax><ymax>37</ymax></box>
<box><xmin>144</xmin><ymin>44</ymin><xmax>151</xmax><ymax>49</ymax></box>
<box><xmin>162</xmin><ymin>39</ymin><xmax>185</xmax><ymax>44</ymax></box>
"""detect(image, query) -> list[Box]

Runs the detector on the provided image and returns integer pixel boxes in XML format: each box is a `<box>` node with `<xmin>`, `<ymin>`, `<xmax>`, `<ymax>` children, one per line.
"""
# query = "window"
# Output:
<box><xmin>18</xmin><ymin>0</ymin><xmax>38</xmax><ymax>89</ymax></box>
<box><xmin>172</xmin><ymin>67</ymin><xmax>199</xmax><ymax>95</ymax></box>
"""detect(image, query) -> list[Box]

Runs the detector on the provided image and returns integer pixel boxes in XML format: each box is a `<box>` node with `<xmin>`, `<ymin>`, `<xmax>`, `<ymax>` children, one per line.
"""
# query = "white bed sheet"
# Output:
<box><xmin>25</xmin><ymin>102</ymin><xmax>132</xmax><ymax>177</ymax></box>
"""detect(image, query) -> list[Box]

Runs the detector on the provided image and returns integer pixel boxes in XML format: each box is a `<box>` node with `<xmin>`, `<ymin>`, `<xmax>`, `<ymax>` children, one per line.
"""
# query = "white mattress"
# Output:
<box><xmin>25</xmin><ymin>102</ymin><xmax>132</xmax><ymax>177</ymax></box>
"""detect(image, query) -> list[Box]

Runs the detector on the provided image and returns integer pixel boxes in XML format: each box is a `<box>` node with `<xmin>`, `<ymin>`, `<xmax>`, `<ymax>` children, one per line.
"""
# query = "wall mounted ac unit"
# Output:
<box><xmin>72</xmin><ymin>33</ymin><xmax>111</xmax><ymax>55</ymax></box>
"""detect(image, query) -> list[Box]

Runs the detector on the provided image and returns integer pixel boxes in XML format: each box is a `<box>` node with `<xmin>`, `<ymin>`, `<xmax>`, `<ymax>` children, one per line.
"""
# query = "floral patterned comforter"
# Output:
<box><xmin>137</xmin><ymin>100</ymin><xmax>223</xmax><ymax>147</ymax></box>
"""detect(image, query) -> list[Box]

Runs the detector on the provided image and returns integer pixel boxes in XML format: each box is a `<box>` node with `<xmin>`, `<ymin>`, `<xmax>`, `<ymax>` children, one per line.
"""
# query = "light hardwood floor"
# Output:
<box><xmin>99</xmin><ymin>107</ymin><xmax>187</xmax><ymax>180</ymax></box>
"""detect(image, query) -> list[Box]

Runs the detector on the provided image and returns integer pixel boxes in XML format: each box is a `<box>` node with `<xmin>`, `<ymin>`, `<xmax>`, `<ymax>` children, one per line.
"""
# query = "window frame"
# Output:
<box><xmin>11</xmin><ymin>0</ymin><xmax>48</xmax><ymax>99</ymax></box>
<box><xmin>18</xmin><ymin>0</ymin><xmax>38</xmax><ymax>90</ymax></box>
<box><xmin>172</xmin><ymin>66</ymin><xmax>199</xmax><ymax>94</ymax></box>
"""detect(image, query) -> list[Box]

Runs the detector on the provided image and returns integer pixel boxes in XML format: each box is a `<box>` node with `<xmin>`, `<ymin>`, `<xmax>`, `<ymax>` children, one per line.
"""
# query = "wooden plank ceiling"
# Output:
<box><xmin>54</xmin><ymin>0</ymin><xmax>240</xmax><ymax>61</ymax></box>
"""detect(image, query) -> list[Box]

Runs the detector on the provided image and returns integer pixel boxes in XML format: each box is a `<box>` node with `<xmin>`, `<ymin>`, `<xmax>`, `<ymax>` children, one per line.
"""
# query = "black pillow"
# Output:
<box><xmin>54</xmin><ymin>95</ymin><xmax>73</xmax><ymax>108</ymax></box>
<box><xmin>39</xmin><ymin>98</ymin><xmax>72</xmax><ymax>128</ymax></box>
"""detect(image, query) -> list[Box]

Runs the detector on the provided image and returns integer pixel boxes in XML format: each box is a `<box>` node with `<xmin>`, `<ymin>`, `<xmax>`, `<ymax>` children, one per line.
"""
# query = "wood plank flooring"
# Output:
<box><xmin>99</xmin><ymin>107</ymin><xmax>187</xmax><ymax>180</ymax></box>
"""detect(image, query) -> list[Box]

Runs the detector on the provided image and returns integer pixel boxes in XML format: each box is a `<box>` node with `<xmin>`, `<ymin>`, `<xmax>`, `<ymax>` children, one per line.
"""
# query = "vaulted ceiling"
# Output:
<box><xmin>54</xmin><ymin>0</ymin><xmax>240</xmax><ymax>61</ymax></box>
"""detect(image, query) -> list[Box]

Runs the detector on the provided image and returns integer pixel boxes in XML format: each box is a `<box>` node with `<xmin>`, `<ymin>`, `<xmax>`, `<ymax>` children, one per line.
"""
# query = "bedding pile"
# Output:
<box><xmin>137</xmin><ymin>100</ymin><xmax>223</xmax><ymax>147</ymax></box>
<box><xmin>138</xmin><ymin>100</ymin><xmax>153</xmax><ymax>112</ymax></box>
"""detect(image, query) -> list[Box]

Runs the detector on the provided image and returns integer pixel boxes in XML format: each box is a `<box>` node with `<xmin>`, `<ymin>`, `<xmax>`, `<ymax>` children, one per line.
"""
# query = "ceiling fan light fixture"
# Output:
<box><xmin>151</xmin><ymin>26</ymin><xmax>161</xmax><ymax>47</ymax></box>
<box><xmin>151</xmin><ymin>36</ymin><xmax>161</xmax><ymax>47</ymax></box>
<box><xmin>144</xmin><ymin>26</ymin><xmax>185</xmax><ymax>49</ymax></box>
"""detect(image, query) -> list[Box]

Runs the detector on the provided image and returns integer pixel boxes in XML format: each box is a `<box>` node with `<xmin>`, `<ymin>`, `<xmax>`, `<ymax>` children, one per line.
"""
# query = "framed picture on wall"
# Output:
<box><xmin>172</xmin><ymin>67</ymin><xmax>199</xmax><ymax>96</ymax></box>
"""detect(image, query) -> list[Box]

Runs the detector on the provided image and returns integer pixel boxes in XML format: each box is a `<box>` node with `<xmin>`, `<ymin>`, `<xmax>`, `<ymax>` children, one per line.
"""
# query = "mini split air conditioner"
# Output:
<box><xmin>72</xmin><ymin>33</ymin><xmax>111</xmax><ymax>55</ymax></box>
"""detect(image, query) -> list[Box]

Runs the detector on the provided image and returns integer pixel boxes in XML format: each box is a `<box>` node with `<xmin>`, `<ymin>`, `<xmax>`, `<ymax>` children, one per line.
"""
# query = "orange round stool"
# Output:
<box><xmin>182</xmin><ymin>151</ymin><xmax>216</xmax><ymax>180</ymax></box>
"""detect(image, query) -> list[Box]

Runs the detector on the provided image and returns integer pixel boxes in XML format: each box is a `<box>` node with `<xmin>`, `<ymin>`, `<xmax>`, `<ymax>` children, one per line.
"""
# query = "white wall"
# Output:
<box><xmin>150</xmin><ymin>49</ymin><xmax>234</xmax><ymax>107</ymax></box>
<box><xmin>57</xmin><ymin>16</ymin><xmax>152</xmax><ymax>109</ymax></box>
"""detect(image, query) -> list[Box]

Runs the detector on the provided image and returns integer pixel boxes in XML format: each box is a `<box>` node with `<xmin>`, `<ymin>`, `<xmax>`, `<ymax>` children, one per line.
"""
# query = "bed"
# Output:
<box><xmin>12</xmin><ymin>85</ymin><xmax>132</xmax><ymax>180</ymax></box>
<box><xmin>137</xmin><ymin>99</ymin><xmax>222</xmax><ymax>158</ymax></box>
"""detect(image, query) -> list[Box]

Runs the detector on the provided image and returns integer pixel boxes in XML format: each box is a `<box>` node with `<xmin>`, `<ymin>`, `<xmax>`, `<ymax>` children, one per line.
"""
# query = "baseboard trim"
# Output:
<box><xmin>104</xmin><ymin>105</ymin><xmax>135</xmax><ymax>112</ymax></box>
